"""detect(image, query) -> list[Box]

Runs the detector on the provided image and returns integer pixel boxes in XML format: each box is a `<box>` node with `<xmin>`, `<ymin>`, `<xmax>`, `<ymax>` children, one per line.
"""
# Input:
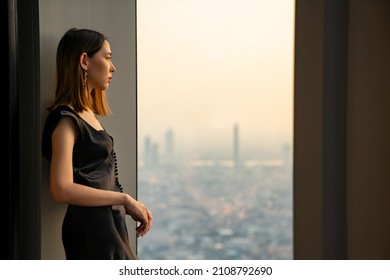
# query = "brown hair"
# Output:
<box><xmin>47</xmin><ymin>28</ymin><xmax>112</xmax><ymax>116</ymax></box>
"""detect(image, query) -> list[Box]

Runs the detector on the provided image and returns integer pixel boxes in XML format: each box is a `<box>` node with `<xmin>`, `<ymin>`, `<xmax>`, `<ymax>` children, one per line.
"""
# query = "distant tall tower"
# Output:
<box><xmin>151</xmin><ymin>143</ymin><xmax>159</xmax><ymax>166</ymax></box>
<box><xmin>144</xmin><ymin>136</ymin><xmax>151</xmax><ymax>168</ymax></box>
<box><xmin>233</xmin><ymin>124</ymin><xmax>239</xmax><ymax>167</ymax></box>
<box><xmin>283</xmin><ymin>144</ymin><xmax>292</xmax><ymax>168</ymax></box>
<box><xmin>165</xmin><ymin>128</ymin><xmax>174</xmax><ymax>164</ymax></box>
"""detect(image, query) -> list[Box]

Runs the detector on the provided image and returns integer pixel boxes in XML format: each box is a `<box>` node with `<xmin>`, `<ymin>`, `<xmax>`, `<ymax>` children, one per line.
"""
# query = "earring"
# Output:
<box><xmin>83</xmin><ymin>70</ymin><xmax>88</xmax><ymax>87</ymax></box>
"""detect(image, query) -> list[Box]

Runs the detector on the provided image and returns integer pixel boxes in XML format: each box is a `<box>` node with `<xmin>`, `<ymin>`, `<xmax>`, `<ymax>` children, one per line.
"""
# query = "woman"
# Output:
<box><xmin>42</xmin><ymin>28</ymin><xmax>152</xmax><ymax>259</ymax></box>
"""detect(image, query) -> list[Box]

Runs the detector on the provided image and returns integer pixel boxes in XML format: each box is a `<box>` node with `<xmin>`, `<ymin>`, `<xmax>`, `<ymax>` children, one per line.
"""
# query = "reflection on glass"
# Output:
<box><xmin>137</xmin><ymin>0</ymin><xmax>294</xmax><ymax>259</ymax></box>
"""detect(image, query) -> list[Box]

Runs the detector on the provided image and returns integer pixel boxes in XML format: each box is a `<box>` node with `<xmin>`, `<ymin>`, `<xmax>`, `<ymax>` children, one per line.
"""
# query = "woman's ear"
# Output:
<box><xmin>80</xmin><ymin>52</ymin><xmax>89</xmax><ymax>70</ymax></box>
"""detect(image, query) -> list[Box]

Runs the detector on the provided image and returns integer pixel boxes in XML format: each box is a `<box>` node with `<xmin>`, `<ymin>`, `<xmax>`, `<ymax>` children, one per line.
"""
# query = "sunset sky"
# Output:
<box><xmin>137</xmin><ymin>0</ymin><xmax>295</xmax><ymax>158</ymax></box>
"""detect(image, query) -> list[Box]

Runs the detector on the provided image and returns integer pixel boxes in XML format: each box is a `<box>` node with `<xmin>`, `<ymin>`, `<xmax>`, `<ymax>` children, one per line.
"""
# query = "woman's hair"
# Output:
<box><xmin>48</xmin><ymin>27</ymin><xmax>112</xmax><ymax>116</ymax></box>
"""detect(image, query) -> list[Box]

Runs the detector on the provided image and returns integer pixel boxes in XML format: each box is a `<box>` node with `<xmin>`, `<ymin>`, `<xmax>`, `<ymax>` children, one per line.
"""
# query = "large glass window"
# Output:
<box><xmin>137</xmin><ymin>0</ymin><xmax>294</xmax><ymax>259</ymax></box>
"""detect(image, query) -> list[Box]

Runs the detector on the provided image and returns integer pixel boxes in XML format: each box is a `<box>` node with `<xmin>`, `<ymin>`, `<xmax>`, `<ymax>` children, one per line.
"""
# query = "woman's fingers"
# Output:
<box><xmin>133</xmin><ymin>204</ymin><xmax>153</xmax><ymax>237</ymax></box>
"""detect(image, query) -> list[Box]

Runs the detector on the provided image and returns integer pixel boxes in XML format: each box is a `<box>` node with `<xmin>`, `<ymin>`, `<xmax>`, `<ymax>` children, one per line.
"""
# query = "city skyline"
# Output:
<box><xmin>140</xmin><ymin>124</ymin><xmax>292</xmax><ymax>167</ymax></box>
<box><xmin>138</xmin><ymin>136</ymin><xmax>293</xmax><ymax>260</ymax></box>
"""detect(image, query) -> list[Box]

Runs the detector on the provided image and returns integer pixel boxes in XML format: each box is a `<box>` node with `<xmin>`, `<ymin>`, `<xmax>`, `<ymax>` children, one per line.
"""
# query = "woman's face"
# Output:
<box><xmin>87</xmin><ymin>40</ymin><xmax>116</xmax><ymax>91</ymax></box>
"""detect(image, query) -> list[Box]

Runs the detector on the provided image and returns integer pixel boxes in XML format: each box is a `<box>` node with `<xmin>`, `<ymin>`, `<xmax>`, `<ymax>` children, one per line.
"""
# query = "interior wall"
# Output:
<box><xmin>39</xmin><ymin>0</ymin><xmax>137</xmax><ymax>259</ymax></box>
<box><xmin>346</xmin><ymin>0</ymin><xmax>390</xmax><ymax>259</ymax></box>
<box><xmin>294</xmin><ymin>0</ymin><xmax>390</xmax><ymax>259</ymax></box>
<box><xmin>293</xmin><ymin>0</ymin><xmax>324</xmax><ymax>259</ymax></box>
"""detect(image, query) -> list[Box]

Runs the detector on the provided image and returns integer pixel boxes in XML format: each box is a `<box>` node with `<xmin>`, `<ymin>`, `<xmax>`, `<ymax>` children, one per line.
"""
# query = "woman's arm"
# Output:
<box><xmin>50</xmin><ymin>116</ymin><xmax>152</xmax><ymax>236</ymax></box>
<box><xmin>50</xmin><ymin>116</ymin><xmax>128</xmax><ymax>206</ymax></box>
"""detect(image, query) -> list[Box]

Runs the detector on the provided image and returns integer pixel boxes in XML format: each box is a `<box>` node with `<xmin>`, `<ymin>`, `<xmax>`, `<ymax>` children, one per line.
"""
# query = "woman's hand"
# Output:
<box><xmin>124</xmin><ymin>195</ymin><xmax>153</xmax><ymax>237</ymax></box>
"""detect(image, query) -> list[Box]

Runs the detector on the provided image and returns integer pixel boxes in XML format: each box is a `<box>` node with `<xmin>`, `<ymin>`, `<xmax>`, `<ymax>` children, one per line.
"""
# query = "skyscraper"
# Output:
<box><xmin>151</xmin><ymin>142</ymin><xmax>159</xmax><ymax>166</ymax></box>
<box><xmin>165</xmin><ymin>128</ymin><xmax>174</xmax><ymax>165</ymax></box>
<box><xmin>233</xmin><ymin>124</ymin><xmax>239</xmax><ymax>167</ymax></box>
<box><xmin>144</xmin><ymin>136</ymin><xmax>151</xmax><ymax>168</ymax></box>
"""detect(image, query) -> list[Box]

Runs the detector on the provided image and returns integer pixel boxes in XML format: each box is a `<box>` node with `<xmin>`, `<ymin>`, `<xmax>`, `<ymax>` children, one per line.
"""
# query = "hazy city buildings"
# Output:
<box><xmin>138</xmin><ymin>126</ymin><xmax>293</xmax><ymax>259</ymax></box>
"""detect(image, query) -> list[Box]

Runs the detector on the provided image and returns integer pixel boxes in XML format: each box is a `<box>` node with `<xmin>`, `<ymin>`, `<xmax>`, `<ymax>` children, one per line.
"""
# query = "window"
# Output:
<box><xmin>137</xmin><ymin>0</ymin><xmax>294</xmax><ymax>259</ymax></box>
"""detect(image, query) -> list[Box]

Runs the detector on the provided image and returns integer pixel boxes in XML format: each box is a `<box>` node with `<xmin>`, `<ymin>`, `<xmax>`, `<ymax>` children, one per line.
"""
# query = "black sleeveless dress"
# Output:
<box><xmin>42</xmin><ymin>105</ymin><xmax>137</xmax><ymax>260</ymax></box>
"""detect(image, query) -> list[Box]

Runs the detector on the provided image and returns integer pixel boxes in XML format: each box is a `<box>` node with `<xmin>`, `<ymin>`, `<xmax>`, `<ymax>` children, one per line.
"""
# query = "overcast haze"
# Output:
<box><xmin>137</xmin><ymin>0</ymin><xmax>295</xmax><ymax>159</ymax></box>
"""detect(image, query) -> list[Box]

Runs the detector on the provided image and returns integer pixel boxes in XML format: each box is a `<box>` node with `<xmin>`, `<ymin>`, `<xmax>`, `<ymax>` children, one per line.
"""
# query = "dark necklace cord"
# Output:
<box><xmin>113</xmin><ymin>150</ymin><xmax>124</xmax><ymax>193</ymax></box>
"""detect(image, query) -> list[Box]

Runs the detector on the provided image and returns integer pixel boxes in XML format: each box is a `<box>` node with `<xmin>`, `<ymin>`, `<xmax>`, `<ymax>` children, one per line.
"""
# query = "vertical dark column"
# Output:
<box><xmin>7</xmin><ymin>0</ymin><xmax>17</xmax><ymax>260</ymax></box>
<box><xmin>8</xmin><ymin>0</ymin><xmax>41</xmax><ymax>259</ymax></box>
<box><xmin>294</xmin><ymin>0</ymin><xmax>348</xmax><ymax>259</ymax></box>
<box><xmin>322</xmin><ymin>0</ymin><xmax>348</xmax><ymax>259</ymax></box>
<box><xmin>294</xmin><ymin>0</ymin><xmax>325</xmax><ymax>259</ymax></box>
